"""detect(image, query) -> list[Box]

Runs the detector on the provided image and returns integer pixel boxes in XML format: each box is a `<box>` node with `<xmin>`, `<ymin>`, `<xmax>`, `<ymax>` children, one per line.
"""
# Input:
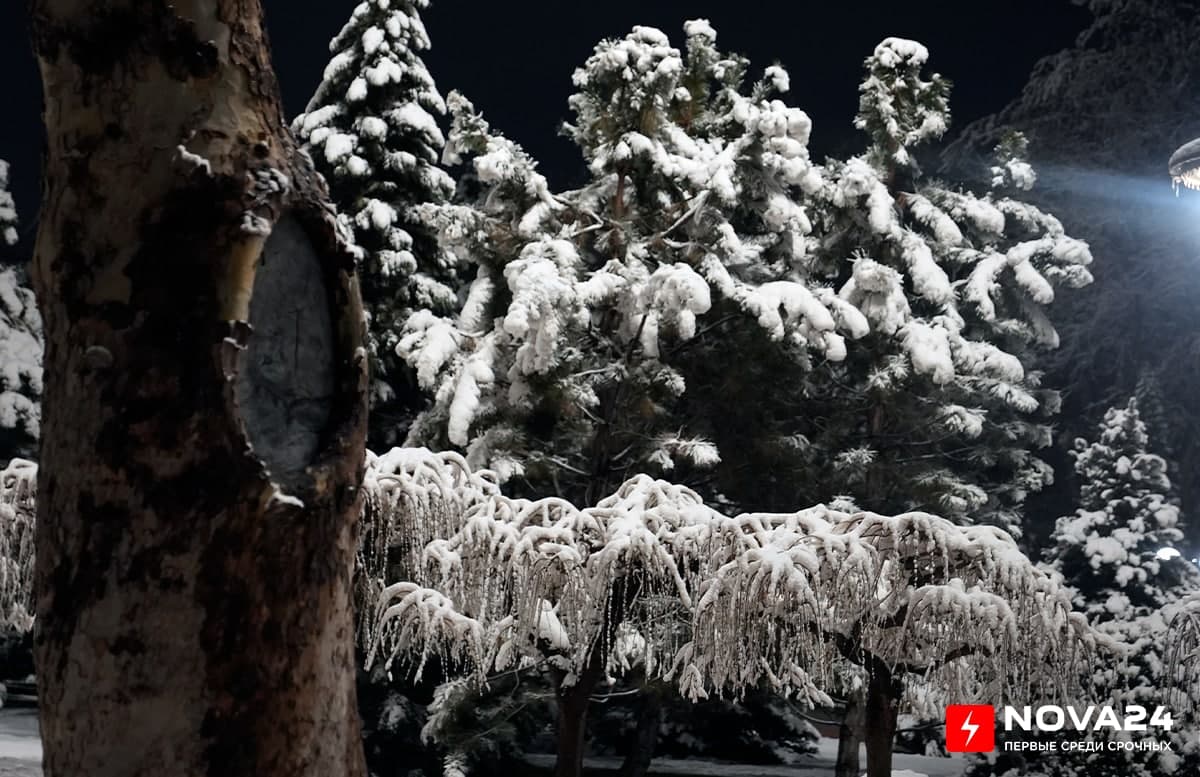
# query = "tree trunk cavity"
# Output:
<box><xmin>30</xmin><ymin>2</ymin><xmax>369</xmax><ymax>776</ymax></box>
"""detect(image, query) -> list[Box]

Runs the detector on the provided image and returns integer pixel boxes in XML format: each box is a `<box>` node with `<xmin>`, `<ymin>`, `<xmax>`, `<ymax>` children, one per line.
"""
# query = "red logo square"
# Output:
<box><xmin>946</xmin><ymin>705</ymin><xmax>995</xmax><ymax>752</ymax></box>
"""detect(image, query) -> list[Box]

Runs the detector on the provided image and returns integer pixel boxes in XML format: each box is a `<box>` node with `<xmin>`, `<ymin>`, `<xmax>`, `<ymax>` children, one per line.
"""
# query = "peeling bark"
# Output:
<box><xmin>30</xmin><ymin>2</ymin><xmax>369</xmax><ymax>776</ymax></box>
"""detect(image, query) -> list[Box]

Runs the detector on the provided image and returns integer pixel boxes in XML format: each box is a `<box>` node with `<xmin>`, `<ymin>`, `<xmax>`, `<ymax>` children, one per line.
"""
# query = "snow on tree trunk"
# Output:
<box><xmin>31</xmin><ymin>3</ymin><xmax>369</xmax><ymax>776</ymax></box>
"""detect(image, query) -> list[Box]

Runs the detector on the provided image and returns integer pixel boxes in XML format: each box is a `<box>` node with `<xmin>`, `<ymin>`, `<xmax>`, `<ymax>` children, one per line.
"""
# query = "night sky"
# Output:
<box><xmin>0</xmin><ymin>0</ymin><xmax>1089</xmax><ymax>258</ymax></box>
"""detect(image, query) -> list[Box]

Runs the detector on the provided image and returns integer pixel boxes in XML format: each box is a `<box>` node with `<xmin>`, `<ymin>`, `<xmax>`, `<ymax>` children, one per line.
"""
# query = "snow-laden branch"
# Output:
<box><xmin>357</xmin><ymin>448</ymin><xmax>500</xmax><ymax>645</ymax></box>
<box><xmin>362</xmin><ymin>449</ymin><xmax>1099</xmax><ymax>712</ymax></box>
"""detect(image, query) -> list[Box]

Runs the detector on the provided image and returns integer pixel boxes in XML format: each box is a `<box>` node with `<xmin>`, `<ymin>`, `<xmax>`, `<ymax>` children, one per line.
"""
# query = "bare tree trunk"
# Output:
<box><xmin>619</xmin><ymin>685</ymin><xmax>662</xmax><ymax>777</ymax></box>
<box><xmin>863</xmin><ymin>663</ymin><xmax>901</xmax><ymax>777</ymax></box>
<box><xmin>30</xmin><ymin>2</ymin><xmax>369</xmax><ymax>776</ymax></box>
<box><xmin>835</xmin><ymin>686</ymin><xmax>866</xmax><ymax>777</ymax></box>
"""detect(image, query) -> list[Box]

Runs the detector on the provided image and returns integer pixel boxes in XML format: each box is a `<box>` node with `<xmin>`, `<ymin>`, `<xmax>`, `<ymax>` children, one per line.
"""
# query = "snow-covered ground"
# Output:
<box><xmin>0</xmin><ymin>715</ymin><xmax>964</xmax><ymax>777</ymax></box>
<box><xmin>525</xmin><ymin>737</ymin><xmax>966</xmax><ymax>776</ymax></box>
<box><xmin>0</xmin><ymin>710</ymin><xmax>40</xmax><ymax>776</ymax></box>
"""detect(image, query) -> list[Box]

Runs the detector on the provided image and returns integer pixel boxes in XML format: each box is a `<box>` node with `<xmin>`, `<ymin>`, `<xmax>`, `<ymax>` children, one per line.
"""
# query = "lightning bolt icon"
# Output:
<box><xmin>961</xmin><ymin>710</ymin><xmax>980</xmax><ymax>747</ymax></box>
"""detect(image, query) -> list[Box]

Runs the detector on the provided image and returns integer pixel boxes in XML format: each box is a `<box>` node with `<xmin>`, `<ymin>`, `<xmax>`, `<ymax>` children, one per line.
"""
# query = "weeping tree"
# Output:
<box><xmin>359</xmin><ymin>451</ymin><xmax>1100</xmax><ymax>777</ymax></box>
<box><xmin>0</xmin><ymin>457</ymin><xmax>35</xmax><ymax>632</ymax></box>
<box><xmin>31</xmin><ymin>2</ymin><xmax>368</xmax><ymax>775</ymax></box>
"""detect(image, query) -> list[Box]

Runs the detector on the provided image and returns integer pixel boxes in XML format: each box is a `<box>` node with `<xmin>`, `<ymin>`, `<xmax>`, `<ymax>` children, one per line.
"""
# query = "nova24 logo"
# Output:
<box><xmin>945</xmin><ymin>704</ymin><xmax>1174</xmax><ymax>753</ymax></box>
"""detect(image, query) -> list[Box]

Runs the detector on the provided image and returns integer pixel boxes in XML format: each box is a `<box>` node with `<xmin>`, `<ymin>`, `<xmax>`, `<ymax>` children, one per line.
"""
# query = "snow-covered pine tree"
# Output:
<box><xmin>784</xmin><ymin>41</ymin><xmax>1093</xmax><ymax>538</ymax></box>
<box><xmin>403</xmin><ymin>21</ymin><xmax>864</xmax><ymax>507</ymax></box>
<box><xmin>294</xmin><ymin>0</ymin><xmax>461</xmax><ymax>448</ymax></box>
<box><xmin>944</xmin><ymin>0</ymin><xmax>1200</xmax><ymax>545</ymax></box>
<box><xmin>0</xmin><ymin>163</ymin><xmax>42</xmax><ymax>464</ymax></box>
<box><xmin>1035</xmin><ymin>398</ymin><xmax>1200</xmax><ymax>776</ymax></box>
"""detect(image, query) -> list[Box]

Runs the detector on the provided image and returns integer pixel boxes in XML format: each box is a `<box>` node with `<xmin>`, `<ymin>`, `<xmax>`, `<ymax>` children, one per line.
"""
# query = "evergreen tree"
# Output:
<box><xmin>404</xmin><ymin>22</ymin><xmax>863</xmax><ymax>507</ymax></box>
<box><xmin>944</xmin><ymin>0</ymin><xmax>1200</xmax><ymax>545</ymax></box>
<box><xmin>775</xmin><ymin>41</ymin><xmax>1093</xmax><ymax>538</ymax></box>
<box><xmin>0</xmin><ymin>163</ymin><xmax>41</xmax><ymax>464</ymax></box>
<box><xmin>294</xmin><ymin>0</ymin><xmax>461</xmax><ymax>448</ymax></box>
<box><xmin>1036</xmin><ymin>398</ymin><xmax>1200</xmax><ymax>776</ymax></box>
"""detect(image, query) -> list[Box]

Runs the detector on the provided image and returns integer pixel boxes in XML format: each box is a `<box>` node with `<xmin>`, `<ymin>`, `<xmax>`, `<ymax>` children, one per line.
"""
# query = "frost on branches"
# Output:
<box><xmin>1036</xmin><ymin>399</ymin><xmax>1200</xmax><ymax>776</ymax></box>
<box><xmin>361</xmin><ymin>449</ymin><xmax>1098</xmax><ymax>777</ymax></box>
<box><xmin>0</xmin><ymin>458</ymin><xmax>35</xmax><ymax>632</ymax></box>
<box><xmin>294</xmin><ymin>0</ymin><xmax>463</xmax><ymax>447</ymax></box>
<box><xmin>793</xmin><ymin>40</ymin><xmax>1093</xmax><ymax>536</ymax></box>
<box><xmin>402</xmin><ymin>22</ymin><xmax>867</xmax><ymax>508</ymax></box>
<box><xmin>0</xmin><ymin>267</ymin><xmax>43</xmax><ymax>462</ymax></box>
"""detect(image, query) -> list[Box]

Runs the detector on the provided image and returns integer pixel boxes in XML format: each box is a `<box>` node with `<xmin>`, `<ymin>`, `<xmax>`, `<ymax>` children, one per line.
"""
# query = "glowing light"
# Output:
<box><xmin>1156</xmin><ymin>547</ymin><xmax>1182</xmax><ymax>561</ymax></box>
<box><xmin>1169</xmin><ymin>137</ymin><xmax>1200</xmax><ymax>193</ymax></box>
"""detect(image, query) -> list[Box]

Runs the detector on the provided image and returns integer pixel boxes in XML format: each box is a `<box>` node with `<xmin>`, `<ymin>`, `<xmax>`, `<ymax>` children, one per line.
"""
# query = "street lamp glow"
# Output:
<box><xmin>1169</xmin><ymin>137</ymin><xmax>1200</xmax><ymax>192</ymax></box>
<box><xmin>1155</xmin><ymin>546</ymin><xmax>1182</xmax><ymax>561</ymax></box>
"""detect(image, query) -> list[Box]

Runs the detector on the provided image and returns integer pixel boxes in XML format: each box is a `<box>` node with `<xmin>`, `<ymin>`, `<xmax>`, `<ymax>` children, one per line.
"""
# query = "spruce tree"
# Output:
<box><xmin>294</xmin><ymin>0</ymin><xmax>461</xmax><ymax>447</ymax></box>
<box><xmin>1033</xmin><ymin>399</ymin><xmax>1199</xmax><ymax>776</ymax></box>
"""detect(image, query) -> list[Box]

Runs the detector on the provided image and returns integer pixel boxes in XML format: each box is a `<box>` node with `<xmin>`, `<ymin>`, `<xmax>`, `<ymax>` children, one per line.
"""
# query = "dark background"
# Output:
<box><xmin>0</xmin><ymin>0</ymin><xmax>1088</xmax><ymax>254</ymax></box>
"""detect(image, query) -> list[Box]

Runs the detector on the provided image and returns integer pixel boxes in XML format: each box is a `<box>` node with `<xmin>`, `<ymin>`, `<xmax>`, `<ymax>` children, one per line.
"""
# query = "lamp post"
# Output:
<box><xmin>1165</xmin><ymin>138</ymin><xmax>1200</xmax><ymax>714</ymax></box>
<box><xmin>1169</xmin><ymin>137</ymin><xmax>1200</xmax><ymax>191</ymax></box>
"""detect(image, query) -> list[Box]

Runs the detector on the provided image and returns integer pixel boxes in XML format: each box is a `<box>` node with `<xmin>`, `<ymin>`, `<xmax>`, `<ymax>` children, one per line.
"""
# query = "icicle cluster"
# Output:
<box><xmin>365</xmin><ymin>450</ymin><xmax>1098</xmax><ymax>712</ymax></box>
<box><xmin>0</xmin><ymin>457</ymin><xmax>36</xmax><ymax>631</ymax></box>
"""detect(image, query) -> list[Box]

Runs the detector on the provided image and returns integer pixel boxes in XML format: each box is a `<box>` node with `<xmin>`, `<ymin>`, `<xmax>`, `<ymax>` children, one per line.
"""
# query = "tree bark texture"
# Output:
<box><xmin>30</xmin><ymin>2</ymin><xmax>369</xmax><ymax>776</ymax></box>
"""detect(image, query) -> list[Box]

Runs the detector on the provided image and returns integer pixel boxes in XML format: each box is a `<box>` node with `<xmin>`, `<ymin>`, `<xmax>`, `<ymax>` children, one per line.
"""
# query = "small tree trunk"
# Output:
<box><xmin>835</xmin><ymin>686</ymin><xmax>866</xmax><ymax>777</ymax></box>
<box><xmin>863</xmin><ymin>664</ymin><xmax>901</xmax><ymax>777</ymax></box>
<box><xmin>555</xmin><ymin>669</ymin><xmax>601</xmax><ymax>777</ymax></box>
<box><xmin>31</xmin><ymin>2</ymin><xmax>368</xmax><ymax>776</ymax></box>
<box><xmin>619</xmin><ymin>685</ymin><xmax>662</xmax><ymax>777</ymax></box>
